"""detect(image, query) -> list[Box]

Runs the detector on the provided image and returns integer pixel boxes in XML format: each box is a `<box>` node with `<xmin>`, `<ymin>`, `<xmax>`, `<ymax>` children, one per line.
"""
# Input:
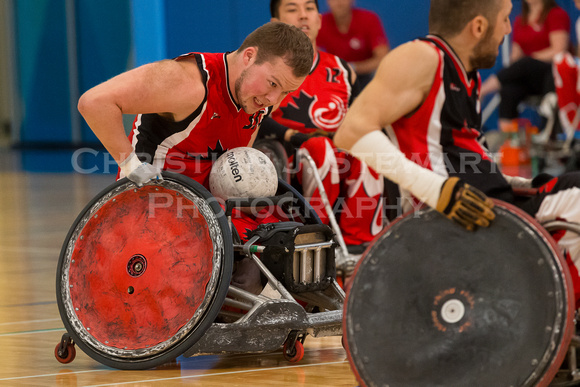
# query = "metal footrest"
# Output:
<box><xmin>182</xmin><ymin>299</ymin><xmax>342</xmax><ymax>357</ymax></box>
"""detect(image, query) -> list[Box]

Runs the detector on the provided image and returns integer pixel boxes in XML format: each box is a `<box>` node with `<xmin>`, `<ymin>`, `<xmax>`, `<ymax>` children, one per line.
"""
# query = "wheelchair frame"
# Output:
<box><xmin>183</xmin><ymin>187</ymin><xmax>345</xmax><ymax>360</ymax></box>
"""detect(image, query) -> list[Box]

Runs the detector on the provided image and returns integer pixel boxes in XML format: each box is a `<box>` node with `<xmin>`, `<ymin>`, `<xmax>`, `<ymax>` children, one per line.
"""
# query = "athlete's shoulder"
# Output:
<box><xmin>318</xmin><ymin>51</ymin><xmax>349</xmax><ymax>69</ymax></box>
<box><xmin>373</xmin><ymin>39</ymin><xmax>440</xmax><ymax>100</ymax></box>
<box><xmin>387</xmin><ymin>40</ymin><xmax>440</xmax><ymax>67</ymax></box>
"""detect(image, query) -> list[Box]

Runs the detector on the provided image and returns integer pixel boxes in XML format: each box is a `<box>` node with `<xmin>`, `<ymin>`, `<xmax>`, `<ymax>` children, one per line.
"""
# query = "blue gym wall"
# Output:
<box><xmin>14</xmin><ymin>0</ymin><xmax>71</xmax><ymax>144</ymax></box>
<box><xmin>9</xmin><ymin>0</ymin><xmax>580</xmax><ymax>170</ymax></box>
<box><xmin>134</xmin><ymin>0</ymin><xmax>431</xmax><ymax>63</ymax></box>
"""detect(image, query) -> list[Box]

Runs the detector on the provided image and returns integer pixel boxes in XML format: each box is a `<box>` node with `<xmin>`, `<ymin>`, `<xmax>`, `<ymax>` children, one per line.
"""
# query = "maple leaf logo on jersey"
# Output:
<box><xmin>280</xmin><ymin>90</ymin><xmax>347</xmax><ymax>131</ymax></box>
<box><xmin>187</xmin><ymin>140</ymin><xmax>227</xmax><ymax>162</ymax></box>
<box><xmin>280</xmin><ymin>91</ymin><xmax>318</xmax><ymax>129</ymax></box>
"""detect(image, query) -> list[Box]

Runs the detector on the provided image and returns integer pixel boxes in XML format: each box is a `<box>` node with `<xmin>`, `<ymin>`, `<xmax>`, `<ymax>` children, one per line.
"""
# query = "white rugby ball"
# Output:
<box><xmin>209</xmin><ymin>147</ymin><xmax>278</xmax><ymax>200</ymax></box>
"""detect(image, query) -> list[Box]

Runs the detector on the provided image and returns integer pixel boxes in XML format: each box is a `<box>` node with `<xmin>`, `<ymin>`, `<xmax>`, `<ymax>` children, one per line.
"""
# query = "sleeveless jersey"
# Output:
<box><xmin>388</xmin><ymin>35</ymin><xmax>514</xmax><ymax>203</ymax></box>
<box><xmin>270</xmin><ymin>51</ymin><xmax>354</xmax><ymax>134</ymax></box>
<box><xmin>128</xmin><ymin>52</ymin><xmax>272</xmax><ymax>187</ymax></box>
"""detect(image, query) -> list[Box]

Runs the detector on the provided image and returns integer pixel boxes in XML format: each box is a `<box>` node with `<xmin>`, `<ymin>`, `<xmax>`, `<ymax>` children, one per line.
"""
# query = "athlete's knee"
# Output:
<box><xmin>300</xmin><ymin>137</ymin><xmax>335</xmax><ymax>164</ymax></box>
<box><xmin>297</xmin><ymin>138</ymin><xmax>340</xmax><ymax>183</ymax></box>
<box><xmin>550</xmin><ymin>172</ymin><xmax>580</xmax><ymax>192</ymax></box>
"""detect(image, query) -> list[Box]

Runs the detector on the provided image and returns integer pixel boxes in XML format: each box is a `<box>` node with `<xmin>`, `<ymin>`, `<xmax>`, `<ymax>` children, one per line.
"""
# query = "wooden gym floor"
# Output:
<box><xmin>0</xmin><ymin>149</ymin><xmax>357</xmax><ymax>386</ymax></box>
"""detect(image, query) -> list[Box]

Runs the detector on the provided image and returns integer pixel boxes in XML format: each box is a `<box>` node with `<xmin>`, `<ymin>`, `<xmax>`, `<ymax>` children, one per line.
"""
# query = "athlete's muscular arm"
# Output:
<box><xmin>78</xmin><ymin>58</ymin><xmax>205</xmax><ymax>165</ymax></box>
<box><xmin>334</xmin><ymin>40</ymin><xmax>437</xmax><ymax>149</ymax></box>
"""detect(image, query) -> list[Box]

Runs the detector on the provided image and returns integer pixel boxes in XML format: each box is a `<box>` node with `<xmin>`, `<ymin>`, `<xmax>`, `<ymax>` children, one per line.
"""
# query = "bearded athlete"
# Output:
<box><xmin>334</xmin><ymin>0</ymin><xmax>580</xmax><ymax>306</ymax></box>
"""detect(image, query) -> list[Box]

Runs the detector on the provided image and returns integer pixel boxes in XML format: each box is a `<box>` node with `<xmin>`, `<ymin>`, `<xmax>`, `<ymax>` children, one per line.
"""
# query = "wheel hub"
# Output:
<box><xmin>127</xmin><ymin>254</ymin><xmax>147</xmax><ymax>278</ymax></box>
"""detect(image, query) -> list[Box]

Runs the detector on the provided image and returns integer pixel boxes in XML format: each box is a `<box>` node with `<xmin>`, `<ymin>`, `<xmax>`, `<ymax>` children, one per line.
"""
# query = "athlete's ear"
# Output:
<box><xmin>242</xmin><ymin>47</ymin><xmax>257</xmax><ymax>66</ymax></box>
<box><xmin>471</xmin><ymin>15</ymin><xmax>489</xmax><ymax>40</ymax></box>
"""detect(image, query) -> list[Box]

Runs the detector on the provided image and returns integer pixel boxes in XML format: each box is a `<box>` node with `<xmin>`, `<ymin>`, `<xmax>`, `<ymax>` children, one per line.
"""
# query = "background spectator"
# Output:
<box><xmin>317</xmin><ymin>0</ymin><xmax>389</xmax><ymax>88</ymax></box>
<box><xmin>480</xmin><ymin>0</ymin><xmax>570</xmax><ymax>133</ymax></box>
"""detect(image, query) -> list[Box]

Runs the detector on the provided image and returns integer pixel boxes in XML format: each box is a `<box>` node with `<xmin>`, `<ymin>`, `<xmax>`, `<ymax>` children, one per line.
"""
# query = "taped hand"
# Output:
<box><xmin>435</xmin><ymin>177</ymin><xmax>495</xmax><ymax>231</ymax></box>
<box><xmin>120</xmin><ymin>152</ymin><xmax>163</xmax><ymax>187</ymax></box>
<box><xmin>127</xmin><ymin>163</ymin><xmax>163</xmax><ymax>187</ymax></box>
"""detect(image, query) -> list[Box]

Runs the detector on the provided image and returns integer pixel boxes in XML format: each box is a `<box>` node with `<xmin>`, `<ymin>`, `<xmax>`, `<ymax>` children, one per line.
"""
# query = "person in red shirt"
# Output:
<box><xmin>480</xmin><ymin>0</ymin><xmax>570</xmax><ymax>133</ymax></box>
<box><xmin>317</xmin><ymin>0</ymin><xmax>389</xmax><ymax>88</ymax></box>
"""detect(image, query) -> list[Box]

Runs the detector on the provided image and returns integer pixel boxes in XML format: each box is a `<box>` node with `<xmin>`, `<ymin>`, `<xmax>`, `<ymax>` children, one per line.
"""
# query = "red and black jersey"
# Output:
<box><xmin>389</xmin><ymin>35</ymin><xmax>513</xmax><ymax>203</ymax></box>
<box><xmin>127</xmin><ymin>52</ymin><xmax>272</xmax><ymax>188</ymax></box>
<box><xmin>271</xmin><ymin>51</ymin><xmax>355</xmax><ymax>134</ymax></box>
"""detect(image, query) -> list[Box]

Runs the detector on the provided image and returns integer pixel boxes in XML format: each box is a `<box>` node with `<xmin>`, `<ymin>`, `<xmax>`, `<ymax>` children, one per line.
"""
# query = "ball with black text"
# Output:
<box><xmin>209</xmin><ymin>147</ymin><xmax>278</xmax><ymax>200</ymax></box>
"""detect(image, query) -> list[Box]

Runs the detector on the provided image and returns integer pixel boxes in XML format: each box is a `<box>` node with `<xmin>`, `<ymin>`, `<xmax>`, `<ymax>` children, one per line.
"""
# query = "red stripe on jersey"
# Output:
<box><xmin>428</xmin><ymin>35</ymin><xmax>476</xmax><ymax>96</ymax></box>
<box><xmin>391</xmin><ymin>41</ymin><xmax>445</xmax><ymax>172</ymax></box>
<box><xmin>453</xmin><ymin>126</ymin><xmax>492</xmax><ymax>160</ymax></box>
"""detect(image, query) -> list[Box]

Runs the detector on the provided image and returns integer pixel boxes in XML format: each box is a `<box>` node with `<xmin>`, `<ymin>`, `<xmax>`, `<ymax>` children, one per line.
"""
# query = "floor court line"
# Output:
<box><xmin>0</xmin><ymin>369</ymin><xmax>108</xmax><ymax>382</ymax></box>
<box><xmin>0</xmin><ymin>327</ymin><xmax>63</xmax><ymax>337</ymax></box>
<box><xmin>0</xmin><ymin>318</ymin><xmax>61</xmax><ymax>326</ymax></box>
<box><xmin>0</xmin><ymin>246</ymin><xmax>61</xmax><ymax>255</ymax></box>
<box><xmin>85</xmin><ymin>360</ymin><xmax>350</xmax><ymax>387</ymax></box>
<box><xmin>0</xmin><ymin>349</ymin><xmax>347</xmax><ymax>382</ymax></box>
<box><xmin>0</xmin><ymin>300</ymin><xmax>57</xmax><ymax>308</ymax></box>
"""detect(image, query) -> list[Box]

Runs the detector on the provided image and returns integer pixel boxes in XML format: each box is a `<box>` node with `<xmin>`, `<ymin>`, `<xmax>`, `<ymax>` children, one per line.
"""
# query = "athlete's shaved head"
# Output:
<box><xmin>238</xmin><ymin>21</ymin><xmax>313</xmax><ymax>78</ymax></box>
<box><xmin>429</xmin><ymin>0</ymin><xmax>502</xmax><ymax>38</ymax></box>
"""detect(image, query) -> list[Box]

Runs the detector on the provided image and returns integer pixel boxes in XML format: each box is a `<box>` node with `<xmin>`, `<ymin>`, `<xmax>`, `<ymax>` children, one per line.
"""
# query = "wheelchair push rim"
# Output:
<box><xmin>56</xmin><ymin>172</ymin><xmax>233</xmax><ymax>370</ymax></box>
<box><xmin>344</xmin><ymin>200</ymin><xmax>575</xmax><ymax>387</ymax></box>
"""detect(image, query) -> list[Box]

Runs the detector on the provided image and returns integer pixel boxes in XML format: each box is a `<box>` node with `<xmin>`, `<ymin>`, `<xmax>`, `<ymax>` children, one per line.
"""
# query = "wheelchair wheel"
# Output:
<box><xmin>344</xmin><ymin>200</ymin><xmax>575</xmax><ymax>387</ymax></box>
<box><xmin>56</xmin><ymin>172</ymin><xmax>233</xmax><ymax>370</ymax></box>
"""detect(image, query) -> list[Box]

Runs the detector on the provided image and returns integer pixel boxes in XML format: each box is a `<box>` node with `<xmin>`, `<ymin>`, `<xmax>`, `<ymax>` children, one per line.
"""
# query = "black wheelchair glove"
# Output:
<box><xmin>289</xmin><ymin>132</ymin><xmax>310</xmax><ymax>148</ymax></box>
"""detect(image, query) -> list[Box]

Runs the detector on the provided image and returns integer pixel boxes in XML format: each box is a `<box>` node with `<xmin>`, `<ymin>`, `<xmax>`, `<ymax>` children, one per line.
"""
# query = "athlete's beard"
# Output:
<box><xmin>470</xmin><ymin>27</ymin><xmax>501</xmax><ymax>70</ymax></box>
<box><xmin>235</xmin><ymin>68</ymin><xmax>251</xmax><ymax>113</ymax></box>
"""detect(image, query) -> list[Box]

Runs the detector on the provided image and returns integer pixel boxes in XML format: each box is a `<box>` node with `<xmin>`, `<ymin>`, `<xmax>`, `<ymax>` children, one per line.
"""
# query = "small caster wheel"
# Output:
<box><xmin>55</xmin><ymin>337</ymin><xmax>76</xmax><ymax>364</ymax></box>
<box><xmin>283</xmin><ymin>340</ymin><xmax>304</xmax><ymax>362</ymax></box>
